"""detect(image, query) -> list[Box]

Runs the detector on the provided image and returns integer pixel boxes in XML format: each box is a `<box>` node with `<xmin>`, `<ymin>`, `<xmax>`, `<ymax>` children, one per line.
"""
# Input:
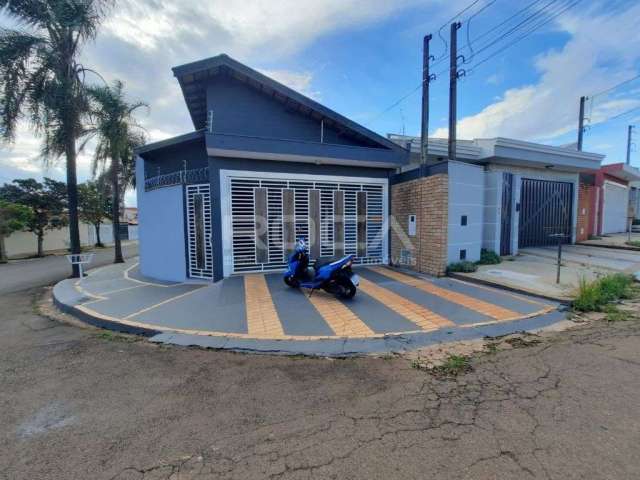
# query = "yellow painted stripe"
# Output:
<box><xmin>244</xmin><ymin>275</ymin><xmax>285</xmax><ymax>337</ymax></box>
<box><xmin>306</xmin><ymin>291</ymin><xmax>374</xmax><ymax>337</ymax></box>
<box><xmin>358</xmin><ymin>277</ymin><xmax>453</xmax><ymax>330</ymax></box>
<box><xmin>370</xmin><ymin>267</ymin><xmax>520</xmax><ymax>321</ymax></box>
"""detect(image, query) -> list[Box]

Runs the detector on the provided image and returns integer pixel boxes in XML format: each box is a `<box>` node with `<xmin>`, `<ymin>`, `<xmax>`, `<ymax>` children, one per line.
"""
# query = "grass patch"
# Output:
<box><xmin>94</xmin><ymin>331</ymin><xmax>140</xmax><ymax>343</ymax></box>
<box><xmin>477</xmin><ymin>249</ymin><xmax>501</xmax><ymax>265</ymax></box>
<box><xmin>573</xmin><ymin>274</ymin><xmax>635</xmax><ymax>312</ymax></box>
<box><xmin>626</xmin><ymin>241</ymin><xmax>640</xmax><ymax>248</ymax></box>
<box><xmin>447</xmin><ymin>261</ymin><xmax>478</xmax><ymax>273</ymax></box>
<box><xmin>431</xmin><ymin>355</ymin><xmax>472</xmax><ymax>378</ymax></box>
<box><xmin>604</xmin><ymin>305</ymin><xmax>633</xmax><ymax>322</ymax></box>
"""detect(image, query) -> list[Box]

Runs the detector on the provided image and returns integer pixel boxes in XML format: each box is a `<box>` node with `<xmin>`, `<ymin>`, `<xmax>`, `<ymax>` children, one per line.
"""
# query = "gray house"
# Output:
<box><xmin>136</xmin><ymin>54</ymin><xmax>408</xmax><ymax>282</ymax></box>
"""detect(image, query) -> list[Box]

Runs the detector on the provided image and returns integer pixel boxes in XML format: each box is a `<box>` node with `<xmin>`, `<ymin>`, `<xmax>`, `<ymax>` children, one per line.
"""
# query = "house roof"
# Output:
<box><xmin>387</xmin><ymin>134</ymin><xmax>605</xmax><ymax>172</ymax></box>
<box><xmin>172</xmin><ymin>54</ymin><xmax>404</xmax><ymax>153</ymax></box>
<box><xmin>135</xmin><ymin>130</ymin><xmax>204</xmax><ymax>156</ymax></box>
<box><xmin>599</xmin><ymin>163</ymin><xmax>640</xmax><ymax>183</ymax></box>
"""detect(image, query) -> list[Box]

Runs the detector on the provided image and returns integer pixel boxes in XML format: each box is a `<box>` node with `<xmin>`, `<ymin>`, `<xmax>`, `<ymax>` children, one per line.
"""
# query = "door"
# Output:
<box><xmin>519</xmin><ymin>178</ymin><xmax>573</xmax><ymax>248</ymax></box>
<box><xmin>224</xmin><ymin>173</ymin><xmax>387</xmax><ymax>275</ymax></box>
<box><xmin>602</xmin><ymin>182</ymin><xmax>629</xmax><ymax>234</ymax></box>
<box><xmin>186</xmin><ymin>184</ymin><xmax>213</xmax><ymax>279</ymax></box>
<box><xmin>500</xmin><ymin>172</ymin><xmax>513</xmax><ymax>255</ymax></box>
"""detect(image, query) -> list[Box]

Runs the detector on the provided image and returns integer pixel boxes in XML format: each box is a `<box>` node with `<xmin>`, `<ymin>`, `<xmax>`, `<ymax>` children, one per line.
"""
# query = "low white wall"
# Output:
<box><xmin>5</xmin><ymin>222</ymin><xmax>104</xmax><ymax>258</ymax></box>
<box><xmin>447</xmin><ymin>161</ymin><xmax>485</xmax><ymax>263</ymax></box>
<box><xmin>136</xmin><ymin>156</ymin><xmax>187</xmax><ymax>282</ymax></box>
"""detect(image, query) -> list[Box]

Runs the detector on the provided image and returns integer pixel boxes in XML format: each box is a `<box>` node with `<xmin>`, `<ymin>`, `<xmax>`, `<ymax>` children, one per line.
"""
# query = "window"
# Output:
<box><xmin>461</xmin><ymin>215</ymin><xmax>468</xmax><ymax>226</ymax></box>
<box><xmin>460</xmin><ymin>249</ymin><xmax>467</xmax><ymax>260</ymax></box>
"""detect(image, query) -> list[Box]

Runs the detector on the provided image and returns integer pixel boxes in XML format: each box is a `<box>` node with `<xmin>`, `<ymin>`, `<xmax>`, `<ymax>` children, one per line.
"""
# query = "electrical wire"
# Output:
<box><xmin>463</xmin><ymin>0</ymin><xmax>584</xmax><ymax>76</ymax></box>
<box><xmin>590</xmin><ymin>74</ymin><xmax>640</xmax><ymax>99</ymax></box>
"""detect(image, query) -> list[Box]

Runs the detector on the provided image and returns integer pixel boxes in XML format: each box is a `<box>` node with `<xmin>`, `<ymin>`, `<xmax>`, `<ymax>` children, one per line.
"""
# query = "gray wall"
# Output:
<box><xmin>136</xmin><ymin>157</ymin><xmax>188</xmax><ymax>282</ymax></box>
<box><xmin>141</xmin><ymin>137</ymin><xmax>208</xmax><ymax>179</ymax></box>
<box><xmin>447</xmin><ymin>161</ymin><xmax>485</xmax><ymax>263</ymax></box>
<box><xmin>206</xmin><ymin>76</ymin><xmax>376</xmax><ymax>148</ymax></box>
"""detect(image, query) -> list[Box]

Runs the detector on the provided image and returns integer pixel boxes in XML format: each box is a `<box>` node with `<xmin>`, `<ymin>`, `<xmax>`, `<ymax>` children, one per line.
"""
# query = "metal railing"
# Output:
<box><xmin>144</xmin><ymin>167</ymin><xmax>209</xmax><ymax>191</ymax></box>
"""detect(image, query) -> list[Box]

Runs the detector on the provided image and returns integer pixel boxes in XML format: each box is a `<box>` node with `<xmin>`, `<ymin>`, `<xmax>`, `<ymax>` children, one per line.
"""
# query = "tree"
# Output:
<box><xmin>0</xmin><ymin>178</ymin><xmax>68</xmax><ymax>257</ymax></box>
<box><xmin>0</xmin><ymin>0</ymin><xmax>113</xmax><ymax>276</ymax></box>
<box><xmin>0</xmin><ymin>200</ymin><xmax>33</xmax><ymax>263</ymax></box>
<box><xmin>86</xmin><ymin>80</ymin><xmax>146</xmax><ymax>263</ymax></box>
<box><xmin>78</xmin><ymin>180</ymin><xmax>111</xmax><ymax>247</ymax></box>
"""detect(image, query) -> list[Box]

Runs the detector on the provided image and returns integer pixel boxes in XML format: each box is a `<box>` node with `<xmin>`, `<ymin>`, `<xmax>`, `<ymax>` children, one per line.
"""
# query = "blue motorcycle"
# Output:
<box><xmin>283</xmin><ymin>239</ymin><xmax>359</xmax><ymax>299</ymax></box>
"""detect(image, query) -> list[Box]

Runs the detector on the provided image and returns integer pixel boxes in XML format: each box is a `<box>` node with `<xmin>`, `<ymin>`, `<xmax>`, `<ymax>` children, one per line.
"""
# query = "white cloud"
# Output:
<box><xmin>434</xmin><ymin>2</ymin><xmax>640</xmax><ymax>142</ymax></box>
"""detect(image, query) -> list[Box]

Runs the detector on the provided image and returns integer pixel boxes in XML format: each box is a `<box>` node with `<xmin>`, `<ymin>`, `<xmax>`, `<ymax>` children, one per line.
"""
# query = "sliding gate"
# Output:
<box><xmin>224</xmin><ymin>173</ymin><xmax>387</xmax><ymax>274</ymax></box>
<box><xmin>519</xmin><ymin>178</ymin><xmax>573</xmax><ymax>248</ymax></box>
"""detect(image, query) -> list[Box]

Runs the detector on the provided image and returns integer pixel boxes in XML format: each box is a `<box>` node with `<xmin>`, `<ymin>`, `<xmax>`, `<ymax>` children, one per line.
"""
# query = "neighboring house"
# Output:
<box><xmin>578</xmin><ymin>163</ymin><xmax>640</xmax><ymax>237</ymax></box>
<box><xmin>388</xmin><ymin>135</ymin><xmax>603</xmax><ymax>273</ymax></box>
<box><xmin>136</xmin><ymin>54</ymin><xmax>407</xmax><ymax>283</ymax></box>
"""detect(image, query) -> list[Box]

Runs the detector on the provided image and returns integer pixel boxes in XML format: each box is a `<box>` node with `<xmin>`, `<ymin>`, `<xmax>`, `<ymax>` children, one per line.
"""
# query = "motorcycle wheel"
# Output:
<box><xmin>284</xmin><ymin>276</ymin><xmax>300</xmax><ymax>288</ymax></box>
<box><xmin>337</xmin><ymin>279</ymin><xmax>356</xmax><ymax>299</ymax></box>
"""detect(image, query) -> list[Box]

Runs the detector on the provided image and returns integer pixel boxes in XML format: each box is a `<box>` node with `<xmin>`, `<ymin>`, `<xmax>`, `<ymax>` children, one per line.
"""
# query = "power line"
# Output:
<box><xmin>590</xmin><ymin>73</ymin><xmax>640</xmax><ymax>99</ymax></box>
<box><xmin>464</xmin><ymin>0</ymin><xmax>583</xmax><ymax>75</ymax></box>
<box><xmin>435</xmin><ymin>0</ymin><xmax>484</xmax><ymax>60</ymax></box>
<box><xmin>608</xmin><ymin>105</ymin><xmax>640</xmax><ymax>122</ymax></box>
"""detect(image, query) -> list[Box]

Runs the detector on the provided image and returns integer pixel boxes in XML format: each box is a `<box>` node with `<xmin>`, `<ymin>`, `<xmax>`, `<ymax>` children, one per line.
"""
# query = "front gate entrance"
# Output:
<box><xmin>186</xmin><ymin>184</ymin><xmax>213</xmax><ymax>279</ymax></box>
<box><xmin>519</xmin><ymin>178</ymin><xmax>573</xmax><ymax>248</ymax></box>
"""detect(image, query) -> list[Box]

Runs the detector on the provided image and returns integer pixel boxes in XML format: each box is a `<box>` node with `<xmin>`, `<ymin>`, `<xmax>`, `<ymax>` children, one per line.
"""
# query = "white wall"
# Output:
<box><xmin>136</xmin><ymin>156</ymin><xmax>187</xmax><ymax>282</ymax></box>
<box><xmin>447</xmin><ymin>161</ymin><xmax>485</xmax><ymax>263</ymax></box>
<box><xmin>5</xmin><ymin>222</ymin><xmax>109</xmax><ymax>258</ymax></box>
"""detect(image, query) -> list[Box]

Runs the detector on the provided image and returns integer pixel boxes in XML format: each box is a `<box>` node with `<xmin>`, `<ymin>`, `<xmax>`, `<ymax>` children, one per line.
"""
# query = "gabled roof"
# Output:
<box><xmin>172</xmin><ymin>54</ymin><xmax>404</xmax><ymax>152</ymax></box>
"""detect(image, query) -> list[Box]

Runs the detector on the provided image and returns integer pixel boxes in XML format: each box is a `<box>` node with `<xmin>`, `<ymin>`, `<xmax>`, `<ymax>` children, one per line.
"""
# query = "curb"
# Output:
<box><xmin>447</xmin><ymin>273</ymin><xmax>573</xmax><ymax>306</ymax></box>
<box><xmin>576</xmin><ymin>242</ymin><xmax>640</xmax><ymax>252</ymax></box>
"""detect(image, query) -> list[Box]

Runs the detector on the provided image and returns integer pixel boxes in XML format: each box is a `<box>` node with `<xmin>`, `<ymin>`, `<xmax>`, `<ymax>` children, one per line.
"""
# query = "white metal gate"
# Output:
<box><xmin>186</xmin><ymin>184</ymin><xmax>213</xmax><ymax>279</ymax></box>
<box><xmin>223</xmin><ymin>172</ymin><xmax>387</xmax><ymax>275</ymax></box>
<box><xmin>602</xmin><ymin>181</ymin><xmax>629</xmax><ymax>234</ymax></box>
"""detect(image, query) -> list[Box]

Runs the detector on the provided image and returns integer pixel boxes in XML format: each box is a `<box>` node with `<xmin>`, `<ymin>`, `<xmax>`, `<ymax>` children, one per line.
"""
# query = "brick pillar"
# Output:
<box><xmin>390</xmin><ymin>174</ymin><xmax>448</xmax><ymax>276</ymax></box>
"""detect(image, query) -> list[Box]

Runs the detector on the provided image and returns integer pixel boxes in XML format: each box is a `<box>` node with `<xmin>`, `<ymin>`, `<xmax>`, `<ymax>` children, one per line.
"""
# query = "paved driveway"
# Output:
<box><xmin>54</xmin><ymin>259</ymin><xmax>563</xmax><ymax>354</ymax></box>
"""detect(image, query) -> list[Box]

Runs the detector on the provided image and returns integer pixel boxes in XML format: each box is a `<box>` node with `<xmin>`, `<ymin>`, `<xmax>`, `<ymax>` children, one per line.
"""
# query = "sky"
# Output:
<box><xmin>1</xmin><ymin>0</ymin><xmax>639</xmax><ymax>207</ymax></box>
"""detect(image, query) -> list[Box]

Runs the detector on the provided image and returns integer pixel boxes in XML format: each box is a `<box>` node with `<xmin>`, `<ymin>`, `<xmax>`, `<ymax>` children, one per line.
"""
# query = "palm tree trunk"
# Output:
<box><xmin>95</xmin><ymin>223</ymin><xmax>103</xmax><ymax>247</ymax></box>
<box><xmin>65</xmin><ymin>129</ymin><xmax>82</xmax><ymax>277</ymax></box>
<box><xmin>0</xmin><ymin>234</ymin><xmax>7</xmax><ymax>264</ymax></box>
<box><xmin>111</xmin><ymin>160</ymin><xmax>124</xmax><ymax>263</ymax></box>
<box><xmin>37</xmin><ymin>230</ymin><xmax>44</xmax><ymax>257</ymax></box>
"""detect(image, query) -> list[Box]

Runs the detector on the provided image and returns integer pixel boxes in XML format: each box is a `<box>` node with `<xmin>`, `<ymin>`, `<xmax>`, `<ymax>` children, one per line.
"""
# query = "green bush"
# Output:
<box><xmin>447</xmin><ymin>261</ymin><xmax>478</xmax><ymax>273</ymax></box>
<box><xmin>626</xmin><ymin>240</ymin><xmax>640</xmax><ymax>248</ymax></box>
<box><xmin>477</xmin><ymin>249</ymin><xmax>501</xmax><ymax>265</ymax></box>
<box><xmin>573</xmin><ymin>274</ymin><xmax>634</xmax><ymax>312</ymax></box>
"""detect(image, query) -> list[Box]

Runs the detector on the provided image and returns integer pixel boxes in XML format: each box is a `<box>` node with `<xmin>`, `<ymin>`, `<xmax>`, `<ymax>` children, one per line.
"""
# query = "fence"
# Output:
<box><xmin>144</xmin><ymin>167</ymin><xmax>209</xmax><ymax>191</ymax></box>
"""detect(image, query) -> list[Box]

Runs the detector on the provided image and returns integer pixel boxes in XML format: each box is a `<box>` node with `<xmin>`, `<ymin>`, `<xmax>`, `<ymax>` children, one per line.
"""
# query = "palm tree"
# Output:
<box><xmin>0</xmin><ymin>0</ymin><xmax>112</xmax><ymax>277</ymax></box>
<box><xmin>87</xmin><ymin>80</ymin><xmax>146</xmax><ymax>263</ymax></box>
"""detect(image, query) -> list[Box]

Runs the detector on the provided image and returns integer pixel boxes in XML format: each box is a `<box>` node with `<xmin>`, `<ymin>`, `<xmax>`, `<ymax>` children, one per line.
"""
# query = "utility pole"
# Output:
<box><xmin>577</xmin><ymin>96</ymin><xmax>586</xmax><ymax>151</ymax></box>
<box><xmin>448</xmin><ymin>22</ymin><xmax>463</xmax><ymax>161</ymax></box>
<box><xmin>627</xmin><ymin>125</ymin><xmax>635</xmax><ymax>165</ymax></box>
<box><xmin>420</xmin><ymin>34</ymin><xmax>434</xmax><ymax>175</ymax></box>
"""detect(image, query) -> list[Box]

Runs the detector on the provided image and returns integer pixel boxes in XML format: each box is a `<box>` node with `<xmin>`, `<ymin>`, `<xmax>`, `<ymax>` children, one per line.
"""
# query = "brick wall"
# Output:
<box><xmin>576</xmin><ymin>182</ymin><xmax>597</xmax><ymax>242</ymax></box>
<box><xmin>390</xmin><ymin>174</ymin><xmax>448</xmax><ymax>276</ymax></box>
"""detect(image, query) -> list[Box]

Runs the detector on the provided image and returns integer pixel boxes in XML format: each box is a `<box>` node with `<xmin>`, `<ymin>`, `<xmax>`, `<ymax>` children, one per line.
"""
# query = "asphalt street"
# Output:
<box><xmin>0</xmin><ymin>242</ymin><xmax>139</xmax><ymax>295</ymax></box>
<box><xmin>1</xmin><ymin>287</ymin><xmax>639</xmax><ymax>479</ymax></box>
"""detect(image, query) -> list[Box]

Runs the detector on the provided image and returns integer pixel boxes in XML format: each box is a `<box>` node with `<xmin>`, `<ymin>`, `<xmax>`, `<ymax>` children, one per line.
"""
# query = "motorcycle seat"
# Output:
<box><xmin>314</xmin><ymin>256</ymin><xmax>339</xmax><ymax>271</ymax></box>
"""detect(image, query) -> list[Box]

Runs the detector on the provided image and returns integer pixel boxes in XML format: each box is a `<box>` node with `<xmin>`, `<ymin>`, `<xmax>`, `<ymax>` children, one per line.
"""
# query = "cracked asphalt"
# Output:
<box><xmin>2</xmin><ymin>288</ymin><xmax>640</xmax><ymax>480</ymax></box>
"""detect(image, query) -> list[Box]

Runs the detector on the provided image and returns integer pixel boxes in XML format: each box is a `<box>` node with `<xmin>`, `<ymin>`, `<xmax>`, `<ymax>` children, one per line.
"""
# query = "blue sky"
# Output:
<box><xmin>1</xmin><ymin>0</ymin><xmax>639</xmax><ymax>205</ymax></box>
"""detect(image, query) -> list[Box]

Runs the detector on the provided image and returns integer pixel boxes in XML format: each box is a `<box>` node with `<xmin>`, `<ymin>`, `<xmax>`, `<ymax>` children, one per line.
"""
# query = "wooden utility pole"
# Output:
<box><xmin>627</xmin><ymin>125</ymin><xmax>635</xmax><ymax>165</ymax></box>
<box><xmin>420</xmin><ymin>34</ymin><xmax>434</xmax><ymax>175</ymax></box>
<box><xmin>448</xmin><ymin>22</ymin><xmax>462</xmax><ymax>161</ymax></box>
<box><xmin>577</xmin><ymin>96</ymin><xmax>586</xmax><ymax>151</ymax></box>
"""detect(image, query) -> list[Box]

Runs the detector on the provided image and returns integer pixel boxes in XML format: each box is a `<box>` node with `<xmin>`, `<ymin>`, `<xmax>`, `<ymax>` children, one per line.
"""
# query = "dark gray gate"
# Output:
<box><xmin>519</xmin><ymin>178</ymin><xmax>573</xmax><ymax>248</ymax></box>
<box><xmin>500</xmin><ymin>173</ymin><xmax>513</xmax><ymax>256</ymax></box>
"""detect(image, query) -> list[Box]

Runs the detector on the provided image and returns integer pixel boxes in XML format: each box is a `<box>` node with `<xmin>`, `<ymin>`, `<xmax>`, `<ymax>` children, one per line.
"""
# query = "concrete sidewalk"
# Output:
<box><xmin>457</xmin><ymin>244</ymin><xmax>640</xmax><ymax>301</ymax></box>
<box><xmin>53</xmin><ymin>259</ymin><xmax>564</xmax><ymax>356</ymax></box>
